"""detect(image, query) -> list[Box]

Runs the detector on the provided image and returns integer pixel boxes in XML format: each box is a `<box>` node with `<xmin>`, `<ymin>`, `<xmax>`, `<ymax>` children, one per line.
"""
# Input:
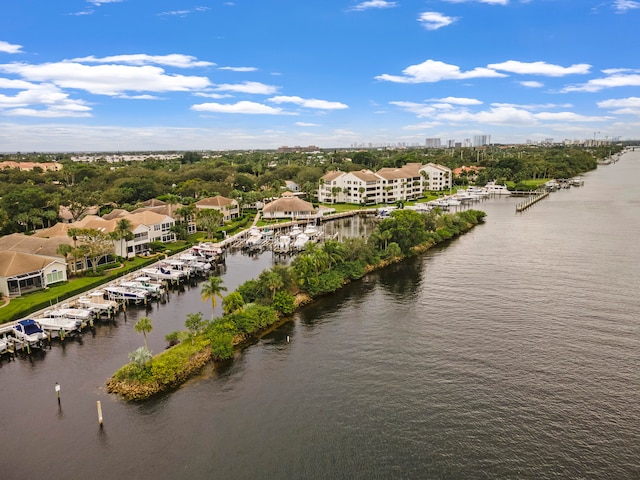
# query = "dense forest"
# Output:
<box><xmin>0</xmin><ymin>144</ymin><xmax>623</xmax><ymax>236</ymax></box>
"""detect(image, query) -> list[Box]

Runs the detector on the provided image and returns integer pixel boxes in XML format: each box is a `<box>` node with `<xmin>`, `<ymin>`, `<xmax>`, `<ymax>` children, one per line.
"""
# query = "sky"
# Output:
<box><xmin>0</xmin><ymin>0</ymin><xmax>639</xmax><ymax>152</ymax></box>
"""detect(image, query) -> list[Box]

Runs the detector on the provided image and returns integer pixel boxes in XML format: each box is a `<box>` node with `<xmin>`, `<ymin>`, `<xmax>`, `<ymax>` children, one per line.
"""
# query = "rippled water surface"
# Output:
<box><xmin>2</xmin><ymin>152</ymin><xmax>640</xmax><ymax>479</ymax></box>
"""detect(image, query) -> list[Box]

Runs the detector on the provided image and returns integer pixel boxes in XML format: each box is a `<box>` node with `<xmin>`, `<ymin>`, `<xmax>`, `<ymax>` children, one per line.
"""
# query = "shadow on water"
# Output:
<box><xmin>377</xmin><ymin>256</ymin><xmax>424</xmax><ymax>297</ymax></box>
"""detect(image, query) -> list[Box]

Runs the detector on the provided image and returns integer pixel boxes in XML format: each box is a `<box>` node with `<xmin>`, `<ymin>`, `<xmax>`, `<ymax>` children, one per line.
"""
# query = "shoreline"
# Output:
<box><xmin>106</xmin><ymin>210</ymin><xmax>485</xmax><ymax>401</ymax></box>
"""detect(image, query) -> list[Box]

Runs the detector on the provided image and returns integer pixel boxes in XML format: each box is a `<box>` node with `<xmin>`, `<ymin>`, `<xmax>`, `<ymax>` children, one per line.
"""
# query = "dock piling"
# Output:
<box><xmin>97</xmin><ymin>401</ymin><xmax>104</xmax><ymax>426</ymax></box>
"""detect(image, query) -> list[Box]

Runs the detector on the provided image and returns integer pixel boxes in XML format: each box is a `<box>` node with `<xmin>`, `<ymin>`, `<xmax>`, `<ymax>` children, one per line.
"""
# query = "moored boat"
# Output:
<box><xmin>121</xmin><ymin>277</ymin><xmax>166</xmax><ymax>297</ymax></box>
<box><xmin>104</xmin><ymin>285</ymin><xmax>150</xmax><ymax>303</ymax></box>
<box><xmin>484</xmin><ymin>181</ymin><xmax>511</xmax><ymax>195</ymax></box>
<box><xmin>13</xmin><ymin>319</ymin><xmax>46</xmax><ymax>344</ymax></box>
<box><xmin>37</xmin><ymin>312</ymin><xmax>83</xmax><ymax>334</ymax></box>
<box><xmin>141</xmin><ymin>265</ymin><xmax>186</xmax><ymax>282</ymax></box>
<box><xmin>77</xmin><ymin>291</ymin><xmax>119</xmax><ymax>315</ymax></box>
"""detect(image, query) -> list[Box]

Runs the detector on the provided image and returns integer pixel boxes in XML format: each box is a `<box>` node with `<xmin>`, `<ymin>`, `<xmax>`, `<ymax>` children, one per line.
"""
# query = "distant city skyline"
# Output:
<box><xmin>1</xmin><ymin>1</ymin><xmax>639</xmax><ymax>152</ymax></box>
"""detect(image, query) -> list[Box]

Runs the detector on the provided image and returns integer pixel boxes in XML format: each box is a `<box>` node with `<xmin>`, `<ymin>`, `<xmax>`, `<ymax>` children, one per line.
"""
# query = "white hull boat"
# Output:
<box><xmin>484</xmin><ymin>181</ymin><xmax>511</xmax><ymax>195</ymax></box>
<box><xmin>77</xmin><ymin>291</ymin><xmax>118</xmax><ymax>314</ymax></box>
<box><xmin>141</xmin><ymin>266</ymin><xmax>185</xmax><ymax>282</ymax></box>
<box><xmin>37</xmin><ymin>314</ymin><xmax>83</xmax><ymax>334</ymax></box>
<box><xmin>13</xmin><ymin>319</ymin><xmax>46</xmax><ymax>344</ymax></box>
<box><xmin>104</xmin><ymin>285</ymin><xmax>150</xmax><ymax>303</ymax></box>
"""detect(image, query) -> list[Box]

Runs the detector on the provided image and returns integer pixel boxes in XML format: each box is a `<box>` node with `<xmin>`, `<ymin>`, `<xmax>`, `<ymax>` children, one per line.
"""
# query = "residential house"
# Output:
<box><xmin>261</xmin><ymin>194</ymin><xmax>318</xmax><ymax>220</ymax></box>
<box><xmin>195</xmin><ymin>195</ymin><xmax>240</xmax><ymax>222</ymax></box>
<box><xmin>284</xmin><ymin>180</ymin><xmax>300</xmax><ymax>192</ymax></box>
<box><xmin>0</xmin><ymin>251</ymin><xmax>67</xmax><ymax>297</ymax></box>
<box><xmin>33</xmin><ymin>216</ymin><xmax>119</xmax><ymax>271</ymax></box>
<box><xmin>35</xmin><ymin>210</ymin><xmax>176</xmax><ymax>260</ymax></box>
<box><xmin>120</xmin><ymin>211</ymin><xmax>176</xmax><ymax>257</ymax></box>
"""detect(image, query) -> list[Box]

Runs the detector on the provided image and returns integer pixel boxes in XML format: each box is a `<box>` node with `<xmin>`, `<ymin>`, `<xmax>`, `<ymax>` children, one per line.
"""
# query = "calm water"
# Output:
<box><xmin>2</xmin><ymin>152</ymin><xmax>640</xmax><ymax>479</ymax></box>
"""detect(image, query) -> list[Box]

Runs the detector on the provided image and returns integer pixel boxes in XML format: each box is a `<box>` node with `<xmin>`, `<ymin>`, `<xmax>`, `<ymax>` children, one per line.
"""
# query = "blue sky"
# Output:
<box><xmin>0</xmin><ymin>0</ymin><xmax>639</xmax><ymax>151</ymax></box>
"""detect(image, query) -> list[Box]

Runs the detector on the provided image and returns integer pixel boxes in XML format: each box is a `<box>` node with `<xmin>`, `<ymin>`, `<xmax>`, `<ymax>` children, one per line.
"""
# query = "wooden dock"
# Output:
<box><xmin>516</xmin><ymin>191</ymin><xmax>549</xmax><ymax>212</ymax></box>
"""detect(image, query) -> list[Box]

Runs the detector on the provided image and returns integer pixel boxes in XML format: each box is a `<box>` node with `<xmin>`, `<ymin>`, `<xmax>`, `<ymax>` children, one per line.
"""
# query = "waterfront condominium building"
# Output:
<box><xmin>318</xmin><ymin>162</ymin><xmax>452</xmax><ymax>205</ymax></box>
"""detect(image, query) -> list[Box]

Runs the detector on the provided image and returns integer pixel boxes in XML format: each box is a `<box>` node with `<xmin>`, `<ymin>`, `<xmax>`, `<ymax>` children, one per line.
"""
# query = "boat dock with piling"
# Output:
<box><xmin>516</xmin><ymin>191</ymin><xmax>550</xmax><ymax>212</ymax></box>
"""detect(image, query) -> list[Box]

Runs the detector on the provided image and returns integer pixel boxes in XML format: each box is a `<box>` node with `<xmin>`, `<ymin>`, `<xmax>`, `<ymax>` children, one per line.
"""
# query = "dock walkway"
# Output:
<box><xmin>516</xmin><ymin>191</ymin><xmax>550</xmax><ymax>212</ymax></box>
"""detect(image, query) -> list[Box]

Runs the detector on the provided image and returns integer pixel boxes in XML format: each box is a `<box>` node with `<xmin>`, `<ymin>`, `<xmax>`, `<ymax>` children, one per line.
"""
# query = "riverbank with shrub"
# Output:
<box><xmin>107</xmin><ymin>208</ymin><xmax>486</xmax><ymax>401</ymax></box>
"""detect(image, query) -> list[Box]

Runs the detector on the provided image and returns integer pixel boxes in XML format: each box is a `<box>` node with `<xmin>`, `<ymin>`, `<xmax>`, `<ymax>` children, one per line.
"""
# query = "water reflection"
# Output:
<box><xmin>377</xmin><ymin>257</ymin><xmax>423</xmax><ymax>297</ymax></box>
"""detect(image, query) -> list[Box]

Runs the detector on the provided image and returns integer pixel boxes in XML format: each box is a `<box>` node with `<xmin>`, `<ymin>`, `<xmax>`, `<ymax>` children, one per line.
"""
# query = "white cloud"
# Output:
<box><xmin>349</xmin><ymin>1</ymin><xmax>398</xmax><ymax>12</ymax></box>
<box><xmin>602</xmin><ymin>68</ymin><xmax>639</xmax><ymax>75</ymax></box>
<box><xmin>432</xmin><ymin>96</ymin><xmax>482</xmax><ymax>105</ymax></box>
<box><xmin>534</xmin><ymin>111</ymin><xmax>612</xmax><ymax>122</ymax></box>
<box><xmin>219</xmin><ymin>66</ymin><xmax>258</xmax><ymax>72</ymax></box>
<box><xmin>520</xmin><ymin>81</ymin><xmax>544</xmax><ymax>88</ymax></box>
<box><xmin>213</xmin><ymin>81</ymin><xmax>279</xmax><ymax>95</ymax></box>
<box><xmin>269</xmin><ymin>96</ymin><xmax>348</xmax><ymax>110</ymax></box>
<box><xmin>4</xmin><ymin>107</ymin><xmax>92</xmax><ymax>118</ymax></box>
<box><xmin>389</xmin><ymin>101</ymin><xmax>436</xmax><ymax>117</ymax></box>
<box><xmin>488</xmin><ymin>60</ymin><xmax>591</xmax><ymax>76</ymax></box>
<box><xmin>492</xmin><ymin>102</ymin><xmax>573</xmax><ymax>110</ymax></box>
<box><xmin>68</xmin><ymin>10</ymin><xmax>94</xmax><ymax>16</ymax></box>
<box><xmin>598</xmin><ymin>97</ymin><xmax>640</xmax><ymax>115</ymax></box>
<box><xmin>0</xmin><ymin>78</ymin><xmax>35</xmax><ymax>89</ymax></box>
<box><xmin>437</xmin><ymin>106</ymin><xmax>536</xmax><ymax>126</ymax></box>
<box><xmin>391</xmin><ymin>100</ymin><xmax>610</xmax><ymax>129</ymax></box>
<box><xmin>0</xmin><ymin>41</ymin><xmax>23</xmax><ymax>54</ymax></box>
<box><xmin>376</xmin><ymin>59</ymin><xmax>506</xmax><ymax>83</ymax></box>
<box><xmin>194</xmin><ymin>92</ymin><xmax>233</xmax><ymax>99</ymax></box>
<box><xmin>0</xmin><ymin>82</ymin><xmax>92</xmax><ymax>118</ymax></box>
<box><xmin>613</xmin><ymin>0</ymin><xmax>640</xmax><ymax>13</ymax></box>
<box><xmin>418</xmin><ymin>12</ymin><xmax>458</xmax><ymax>30</ymax></box>
<box><xmin>72</xmin><ymin>54</ymin><xmax>214</xmax><ymax>68</ymax></box>
<box><xmin>117</xmin><ymin>94</ymin><xmax>160</xmax><ymax>100</ymax></box>
<box><xmin>295</xmin><ymin>122</ymin><xmax>320</xmax><ymax>127</ymax></box>
<box><xmin>158</xmin><ymin>7</ymin><xmax>211</xmax><ymax>17</ymax></box>
<box><xmin>562</xmin><ymin>72</ymin><xmax>640</xmax><ymax>92</ymax></box>
<box><xmin>191</xmin><ymin>101</ymin><xmax>288</xmax><ymax>115</ymax></box>
<box><xmin>403</xmin><ymin>121</ymin><xmax>444</xmax><ymax>130</ymax></box>
<box><xmin>87</xmin><ymin>0</ymin><xmax>125</xmax><ymax>5</ymax></box>
<box><xmin>0</xmin><ymin>62</ymin><xmax>211</xmax><ymax>96</ymax></box>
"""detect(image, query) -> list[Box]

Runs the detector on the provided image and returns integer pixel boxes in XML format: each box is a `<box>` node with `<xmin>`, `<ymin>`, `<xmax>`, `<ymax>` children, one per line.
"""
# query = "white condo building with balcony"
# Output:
<box><xmin>318</xmin><ymin>162</ymin><xmax>452</xmax><ymax>205</ymax></box>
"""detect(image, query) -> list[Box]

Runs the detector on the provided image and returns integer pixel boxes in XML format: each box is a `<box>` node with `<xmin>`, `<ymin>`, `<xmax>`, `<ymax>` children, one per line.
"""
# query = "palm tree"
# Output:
<box><xmin>114</xmin><ymin>218</ymin><xmax>133</xmax><ymax>259</ymax></box>
<box><xmin>200</xmin><ymin>275</ymin><xmax>227</xmax><ymax>318</ymax></box>
<box><xmin>196</xmin><ymin>208</ymin><xmax>224</xmax><ymax>240</ymax></box>
<box><xmin>129</xmin><ymin>346</ymin><xmax>152</xmax><ymax>368</ymax></box>
<box><xmin>222</xmin><ymin>291</ymin><xmax>245</xmax><ymax>315</ymax></box>
<box><xmin>262</xmin><ymin>270</ymin><xmax>284</xmax><ymax>300</ymax></box>
<box><xmin>322</xmin><ymin>240</ymin><xmax>348</xmax><ymax>267</ymax></box>
<box><xmin>164</xmin><ymin>194</ymin><xmax>180</xmax><ymax>217</ymax></box>
<box><xmin>42</xmin><ymin>209</ymin><xmax>59</xmax><ymax>228</ymax></box>
<box><xmin>134</xmin><ymin>317</ymin><xmax>153</xmax><ymax>350</ymax></box>
<box><xmin>331</xmin><ymin>186</ymin><xmax>341</xmax><ymax>204</ymax></box>
<box><xmin>56</xmin><ymin>244</ymin><xmax>73</xmax><ymax>275</ymax></box>
<box><xmin>67</xmin><ymin>227</ymin><xmax>82</xmax><ymax>248</ymax></box>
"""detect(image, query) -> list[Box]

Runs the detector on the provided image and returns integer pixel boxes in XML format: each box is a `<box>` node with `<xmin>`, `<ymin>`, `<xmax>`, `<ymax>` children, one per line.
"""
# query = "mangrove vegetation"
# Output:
<box><xmin>106</xmin><ymin>208</ymin><xmax>486</xmax><ymax>401</ymax></box>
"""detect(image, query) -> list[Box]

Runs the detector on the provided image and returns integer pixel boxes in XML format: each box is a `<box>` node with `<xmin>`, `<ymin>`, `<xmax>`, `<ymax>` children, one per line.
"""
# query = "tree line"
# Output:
<box><xmin>0</xmin><ymin>145</ymin><xmax>620</xmax><ymax>235</ymax></box>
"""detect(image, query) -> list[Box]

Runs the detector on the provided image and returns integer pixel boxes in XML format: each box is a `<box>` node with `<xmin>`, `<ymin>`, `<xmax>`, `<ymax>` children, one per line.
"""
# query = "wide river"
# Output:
<box><xmin>2</xmin><ymin>151</ymin><xmax>640</xmax><ymax>479</ymax></box>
